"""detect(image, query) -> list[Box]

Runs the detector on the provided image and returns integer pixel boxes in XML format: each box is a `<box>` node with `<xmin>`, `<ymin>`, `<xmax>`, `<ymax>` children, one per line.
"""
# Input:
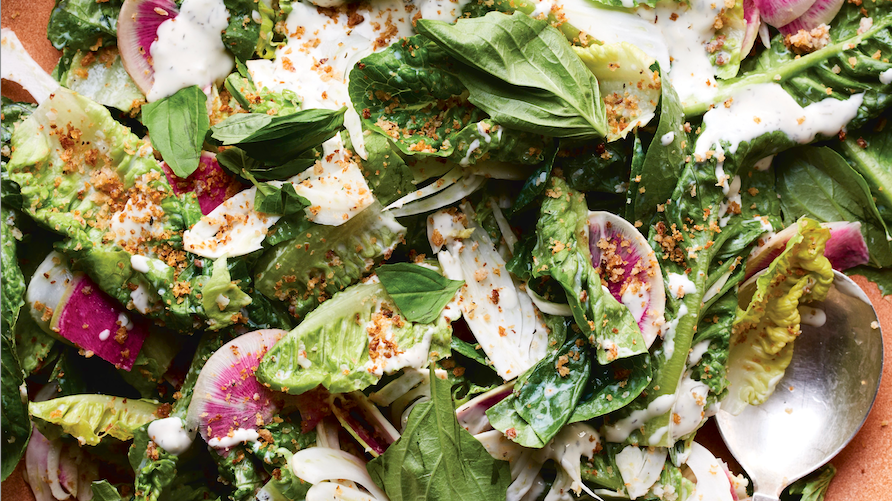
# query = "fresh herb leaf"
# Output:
<box><xmin>91</xmin><ymin>481</ymin><xmax>124</xmax><ymax>501</ymax></box>
<box><xmin>46</xmin><ymin>0</ymin><xmax>122</xmax><ymax>51</ymax></box>
<box><xmin>221</xmin><ymin>0</ymin><xmax>262</xmax><ymax>61</ymax></box>
<box><xmin>416</xmin><ymin>11</ymin><xmax>606</xmax><ymax>138</ymax></box>
<box><xmin>509</xmin><ymin>141</ymin><xmax>557</xmax><ymax>216</ymax></box>
<box><xmin>570</xmin><ymin>353</ymin><xmax>653</xmax><ymax>423</ymax></box>
<box><xmin>210</xmin><ymin>107</ymin><xmax>345</xmax><ymax>165</ymax></box>
<box><xmin>784</xmin><ymin>462</ymin><xmax>836</xmax><ymax>501</ymax></box>
<box><xmin>367</xmin><ymin>366</ymin><xmax>511</xmax><ymax>500</ymax></box>
<box><xmin>376</xmin><ymin>263</ymin><xmax>464</xmax><ymax>324</ymax></box>
<box><xmin>254</xmin><ymin>182</ymin><xmax>310</xmax><ymax>215</ymax></box>
<box><xmin>141</xmin><ymin>86</ymin><xmax>209</xmax><ymax>178</ymax></box>
<box><xmin>216</xmin><ymin>147</ymin><xmax>317</xmax><ymax>182</ymax></box>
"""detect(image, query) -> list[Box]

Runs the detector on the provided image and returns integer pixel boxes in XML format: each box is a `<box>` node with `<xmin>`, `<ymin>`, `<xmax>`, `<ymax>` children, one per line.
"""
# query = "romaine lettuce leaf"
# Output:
<box><xmin>724</xmin><ymin>218</ymin><xmax>834</xmax><ymax>414</ymax></box>
<box><xmin>201</xmin><ymin>257</ymin><xmax>253</xmax><ymax>330</ymax></box>
<box><xmin>64</xmin><ymin>47</ymin><xmax>145</xmax><ymax>112</ymax></box>
<box><xmin>256</xmin><ymin>278</ymin><xmax>455</xmax><ymax>395</ymax></box>
<box><xmin>784</xmin><ymin>463</ymin><xmax>836</xmax><ymax>501</ymax></box>
<box><xmin>29</xmin><ymin>394</ymin><xmax>162</xmax><ymax>445</ymax></box>
<box><xmin>368</xmin><ymin>367</ymin><xmax>511</xmax><ymax>500</ymax></box>
<box><xmin>224</xmin><ymin>68</ymin><xmax>300</xmax><ymax>117</ymax></box>
<box><xmin>254</xmin><ymin>202</ymin><xmax>405</xmax><ymax>319</ymax></box>
<box><xmin>1</xmin><ymin>207</ymin><xmax>25</xmax><ymax>337</ymax></box>
<box><xmin>129</xmin><ymin>425</ymin><xmax>178</xmax><ymax>501</ymax></box>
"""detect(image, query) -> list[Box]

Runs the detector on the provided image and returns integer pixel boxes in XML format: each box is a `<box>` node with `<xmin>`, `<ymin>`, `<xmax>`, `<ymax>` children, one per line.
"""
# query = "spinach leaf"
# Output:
<box><xmin>141</xmin><ymin>86</ymin><xmax>209</xmax><ymax>178</ymax></box>
<box><xmin>221</xmin><ymin>0</ymin><xmax>262</xmax><ymax>61</ymax></box>
<box><xmin>367</xmin><ymin>367</ymin><xmax>511</xmax><ymax>500</ymax></box>
<box><xmin>254</xmin><ymin>182</ymin><xmax>311</xmax><ymax>216</ymax></box>
<box><xmin>776</xmin><ymin>146</ymin><xmax>892</xmax><ymax>267</ymax></box>
<box><xmin>376</xmin><ymin>263</ymin><xmax>464</xmax><ymax>324</ymax></box>
<box><xmin>210</xmin><ymin>108</ymin><xmax>345</xmax><ymax>165</ymax></box>
<box><xmin>1</xmin><ymin>335</ymin><xmax>30</xmax><ymax>480</ymax></box>
<box><xmin>46</xmin><ymin>0</ymin><xmax>122</xmax><ymax>51</ymax></box>
<box><xmin>416</xmin><ymin>12</ymin><xmax>606</xmax><ymax>138</ymax></box>
<box><xmin>569</xmin><ymin>353</ymin><xmax>653</xmax><ymax>422</ymax></box>
<box><xmin>531</xmin><ymin>178</ymin><xmax>646</xmax><ymax>364</ymax></box>
<box><xmin>836</xmin><ymin>125</ymin><xmax>892</xmax><ymax>223</ymax></box>
<box><xmin>626</xmin><ymin>71</ymin><xmax>687</xmax><ymax>225</ymax></box>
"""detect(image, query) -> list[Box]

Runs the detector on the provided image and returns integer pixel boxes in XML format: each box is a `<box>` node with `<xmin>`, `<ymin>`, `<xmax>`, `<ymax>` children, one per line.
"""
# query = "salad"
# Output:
<box><xmin>1</xmin><ymin>0</ymin><xmax>890</xmax><ymax>498</ymax></box>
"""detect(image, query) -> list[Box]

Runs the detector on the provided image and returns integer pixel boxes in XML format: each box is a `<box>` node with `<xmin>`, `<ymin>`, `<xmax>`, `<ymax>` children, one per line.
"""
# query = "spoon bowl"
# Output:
<box><xmin>716</xmin><ymin>271</ymin><xmax>883</xmax><ymax>501</ymax></box>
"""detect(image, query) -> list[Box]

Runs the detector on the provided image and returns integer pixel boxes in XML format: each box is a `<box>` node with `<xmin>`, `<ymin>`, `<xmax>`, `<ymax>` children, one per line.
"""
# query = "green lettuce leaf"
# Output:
<box><xmin>224</xmin><ymin>68</ymin><xmax>300</xmax><ymax>116</ymax></box>
<box><xmin>129</xmin><ymin>425</ymin><xmax>178</xmax><ymax>501</ymax></box>
<box><xmin>253</xmin><ymin>182</ymin><xmax>310</xmax><ymax>216</ymax></box>
<box><xmin>91</xmin><ymin>481</ymin><xmax>124</xmax><ymax>501</ymax></box>
<box><xmin>416</xmin><ymin>12</ymin><xmax>606</xmax><ymax>139</ymax></box>
<box><xmin>777</xmin><ymin>146</ymin><xmax>892</xmax><ymax>267</ymax></box>
<box><xmin>367</xmin><ymin>367</ymin><xmax>511</xmax><ymax>500</ymax></box>
<box><xmin>46</xmin><ymin>0</ymin><xmax>122</xmax><ymax>51</ymax></box>
<box><xmin>256</xmin><ymin>279</ymin><xmax>453</xmax><ymax>395</ymax></box>
<box><xmin>1</xmin><ymin>208</ymin><xmax>25</xmax><ymax>338</ymax></box>
<box><xmin>531</xmin><ymin>177</ymin><xmax>646</xmax><ymax>364</ymax></box>
<box><xmin>201</xmin><ymin>257</ymin><xmax>253</xmax><ymax>330</ymax></box>
<box><xmin>64</xmin><ymin>47</ymin><xmax>145</xmax><ymax>112</ymax></box>
<box><xmin>29</xmin><ymin>394</ymin><xmax>162</xmax><ymax>445</ymax></box>
<box><xmin>355</xmin><ymin>132</ymin><xmax>415</xmax><ymax>207</ymax></box>
<box><xmin>836</xmin><ymin>125</ymin><xmax>892</xmax><ymax>222</ymax></box>
<box><xmin>783</xmin><ymin>463</ymin><xmax>836</xmax><ymax>501</ymax></box>
<box><xmin>254</xmin><ymin>202</ymin><xmax>405</xmax><ymax>319</ymax></box>
<box><xmin>221</xmin><ymin>0</ymin><xmax>262</xmax><ymax>60</ymax></box>
<box><xmin>1</xmin><ymin>335</ymin><xmax>30</xmax><ymax>480</ymax></box>
<box><xmin>724</xmin><ymin>219</ymin><xmax>834</xmax><ymax>414</ymax></box>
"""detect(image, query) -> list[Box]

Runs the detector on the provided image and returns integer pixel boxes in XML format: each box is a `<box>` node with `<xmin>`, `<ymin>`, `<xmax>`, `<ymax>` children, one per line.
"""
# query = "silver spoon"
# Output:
<box><xmin>716</xmin><ymin>270</ymin><xmax>884</xmax><ymax>501</ymax></box>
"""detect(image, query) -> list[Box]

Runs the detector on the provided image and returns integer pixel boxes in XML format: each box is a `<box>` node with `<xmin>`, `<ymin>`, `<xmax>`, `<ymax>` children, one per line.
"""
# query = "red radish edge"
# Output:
<box><xmin>52</xmin><ymin>275</ymin><xmax>149</xmax><ymax>371</ymax></box>
<box><xmin>117</xmin><ymin>0</ymin><xmax>179</xmax><ymax>95</ymax></box>
<box><xmin>742</xmin><ymin>0</ymin><xmax>761</xmax><ymax>57</ymax></box>
<box><xmin>330</xmin><ymin>392</ymin><xmax>400</xmax><ymax>457</ymax></box>
<box><xmin>754</xmin><ymin>0</ymin><xmax>817</xmax><ymax>28</ymax></box>
<box><xmin>162</xmin><ymin>152</ymin><xmax>245</xmax><ymax>215</ymax></box>
<box><xmin>745</xmin><ymin>221</ymin><xmax>870</xmax><ymax>281</ymax></box>
<box><xmin>185</xmin><ymin>329</ymin><xmax>287</xmax><ymax>451</ymax></box>
<box><xmin>294</xmin><ymin>387</ymin><xmax>333</xmax><ymax>434</ymax></box>
<box><xmin>778</xmin><ymin>0</ymin><xmax>844</xmax><ymax>34</ymax></box>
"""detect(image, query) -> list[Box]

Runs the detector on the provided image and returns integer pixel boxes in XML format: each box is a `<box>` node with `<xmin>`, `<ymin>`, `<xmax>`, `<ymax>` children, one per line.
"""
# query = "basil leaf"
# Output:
<box><xmin>141</xmin><ymin>86</ymin><xmax>209</xmax><ymax>178</ymax></box>
<box><xmin>416</xmin><ymin>11</ymin><xmax>606</xmax><ymax>138</ymax></box>
<box><xmin>376</xmin><ymin>263</ymin><xmax>463</xmax><ymax>324</ymax></box>
<box><xmin>254</xmin><ymin>182</ymin><xmax>310</xmax><ymax>216</ymax></box>
<box><xmin>367</xmin><ymin>366</ymin><xmax>511</xmax><ymax>500</ymax></box>
<box><xmin>210</xmin><ymin>107</ymin><xmax>346</xmax><ymax>164</ymax></box>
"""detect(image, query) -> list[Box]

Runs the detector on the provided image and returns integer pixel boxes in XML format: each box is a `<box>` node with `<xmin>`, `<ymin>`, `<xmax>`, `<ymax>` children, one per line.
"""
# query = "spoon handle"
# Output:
<box><xmin>753</xmin><ymin>493</ymin><xmax>781</xmax><ymax>501</ymax></box>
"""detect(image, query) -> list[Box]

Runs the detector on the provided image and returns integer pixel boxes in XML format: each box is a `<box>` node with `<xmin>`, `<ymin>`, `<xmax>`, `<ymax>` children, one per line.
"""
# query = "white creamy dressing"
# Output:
<box><xmin>799</xmin><ymin>305</ymin><xmax>827</xmax><ymax>327</ymax></box>
<box><xmin>614</xmin><ymin>446</ymin><xmax>668</xmax><ymax>499</ymax></box>
<box><xmin>881</xmin><ymin>68</ymin><xmax>892</xmax><ymax>85</ymax></box>
<box><xmin>621</xmin><ymin>285</ymin><xmax>650</xmax><ymax>324</ymax></box>
<box><xmin>656</xmin><ymin>371</ymin><xmax>709</xmax><ymax>444</ymax></box>
<box><xmin>130</xmin><ymin>284</ymin><xmax>155</xmax><ymax>314</ymax></box>
<box><xmin>98</xmin><ymin>329</ymin><xmax>111</xmax><ymax>341</ymax></box>
<box><xmin>147</xmin><ymin>417</ymin><xmax>195</xmax><ymax>455</ymax></box>
<box><xmin>667</xmin><ymin>272</ymin><xmax>697</xmax><ymax>299</ymax></box>
<box><xmin>148</xmin><ymin>0</ymin><xmax>234</xmax><ymax>101</ymax></box>
<box><xmin>604</xmin><ymin>393</ymin><xmax>676</xmax><ymax>442</ymax></box>
<box><xmin>207</xmin><ymin>427</ymin><xmax>260</xmax><ymax>449</ymax></box>
<box><xmin>660</xmin><ymin>131</ymin><xmax>675</xmax><ymax>146</ymax></box>
<box><xmin>694</xmin><ymin>84</ymin><xmax>864</xmax><ymax>157</ymax></box>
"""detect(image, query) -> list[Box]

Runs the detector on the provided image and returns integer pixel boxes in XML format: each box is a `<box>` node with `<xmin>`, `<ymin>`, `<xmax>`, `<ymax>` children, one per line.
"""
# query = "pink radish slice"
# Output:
<box><xmin>28</xmin><ymin>252</ymin><xmax>149</xmax><ymax>371</ymax></box>
<box><xmin>162</xmin><ymin>152</ymin><xmax>245</xmax><ymax>215</ymax></box>
<box><xmin>117</xmin><ymin>0</ymin><xmax>179</xmax><ymax>94</ymax></box>
<box><xmin>51</xmin><ymin>275</ymin><xmax>149</xmax><ymax>371</ymax></box>
<box><xmin>777</xmin><ymin>0</ymin><xmax>844</xmax><ymax>34</ymax></box>
<box><xmin>587</xmin><ymin>212</ymin><xmax>666</xmax><ymax>348</ymax></box>
<box><xmin>745</xmin><ymin>221</ymin><xmax>869</xmax><ymax>281</ymax></box>
<box><xmin>25</xmin><ymin>427</ymin><xmax>78</xmax><ymax>501</ymax></box>
<box><xmin>742</xmin><ymin>0</ymin><xmax>761</xmax><ymax>57</ymax></box>
<box><xmin>294</xmin><ymin>387</ymin><xmax>332</xmax><ymax>434</ymax></box>
<box><xmin>755</xmin><ymin>0</ymin><xmax>817</xmax><ymax>27</ymax></box>
<box><xmin>329</xmin><ymin>392</ymin><xmax>400</xmax><ymax>457</ymax></box>
<box><xmin>185</xmin><ymin>329</ymin><xmax>287</xmax><ymax>451</ymax></box>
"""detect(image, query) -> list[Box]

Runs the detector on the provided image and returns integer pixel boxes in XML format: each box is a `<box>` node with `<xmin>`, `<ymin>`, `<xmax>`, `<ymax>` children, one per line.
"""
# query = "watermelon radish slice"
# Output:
<box><xmin>742</xmin><ymin>0</ymin><xmax>761</xmax><ymax>57</ymax></box>
<box><xmin>185</xmin><ymin>329</ymin><xmax>287</xmax><ymax>451</ymax></box>
<box><xmin>778</xmin><ymin>0</ymin><xmax>844</xmax><ymax>34</ymax></box>
<box><xmin>329</xmin><ymin>392</ymin><xmax>400</xmax><ymax>457</ymax></box>
<box><xmin>745</xmin><ymin>221</ymin><xmax>869</xmax><ymax>281</ymax></box>
<box><xmin>293</xmin><ymin>387</ymin><xmax>332</xmax><ymax>434</ymax></box>
<box><xmin>162</xmin><ymin>152</ymin><xmax>244</xmax><ymax>215</ymax></box>
<box><xmin>27</xmin><ymin>252</ymin><xmax>149</xmax><ymax>371</ymax></box>
<box><xmin>755</xmin><ymin>0</ymin><xmax>816</xmax><ymax>27</ymax></box>
<box><xmin>587</xmin><ymin>212</ymin><xmax>666</xmax><ymax>348</ymax></box>
<box><xmin>117</xmin><ymin>0</ymin><xmax>179</xmax><ymax>94</ymax></box>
